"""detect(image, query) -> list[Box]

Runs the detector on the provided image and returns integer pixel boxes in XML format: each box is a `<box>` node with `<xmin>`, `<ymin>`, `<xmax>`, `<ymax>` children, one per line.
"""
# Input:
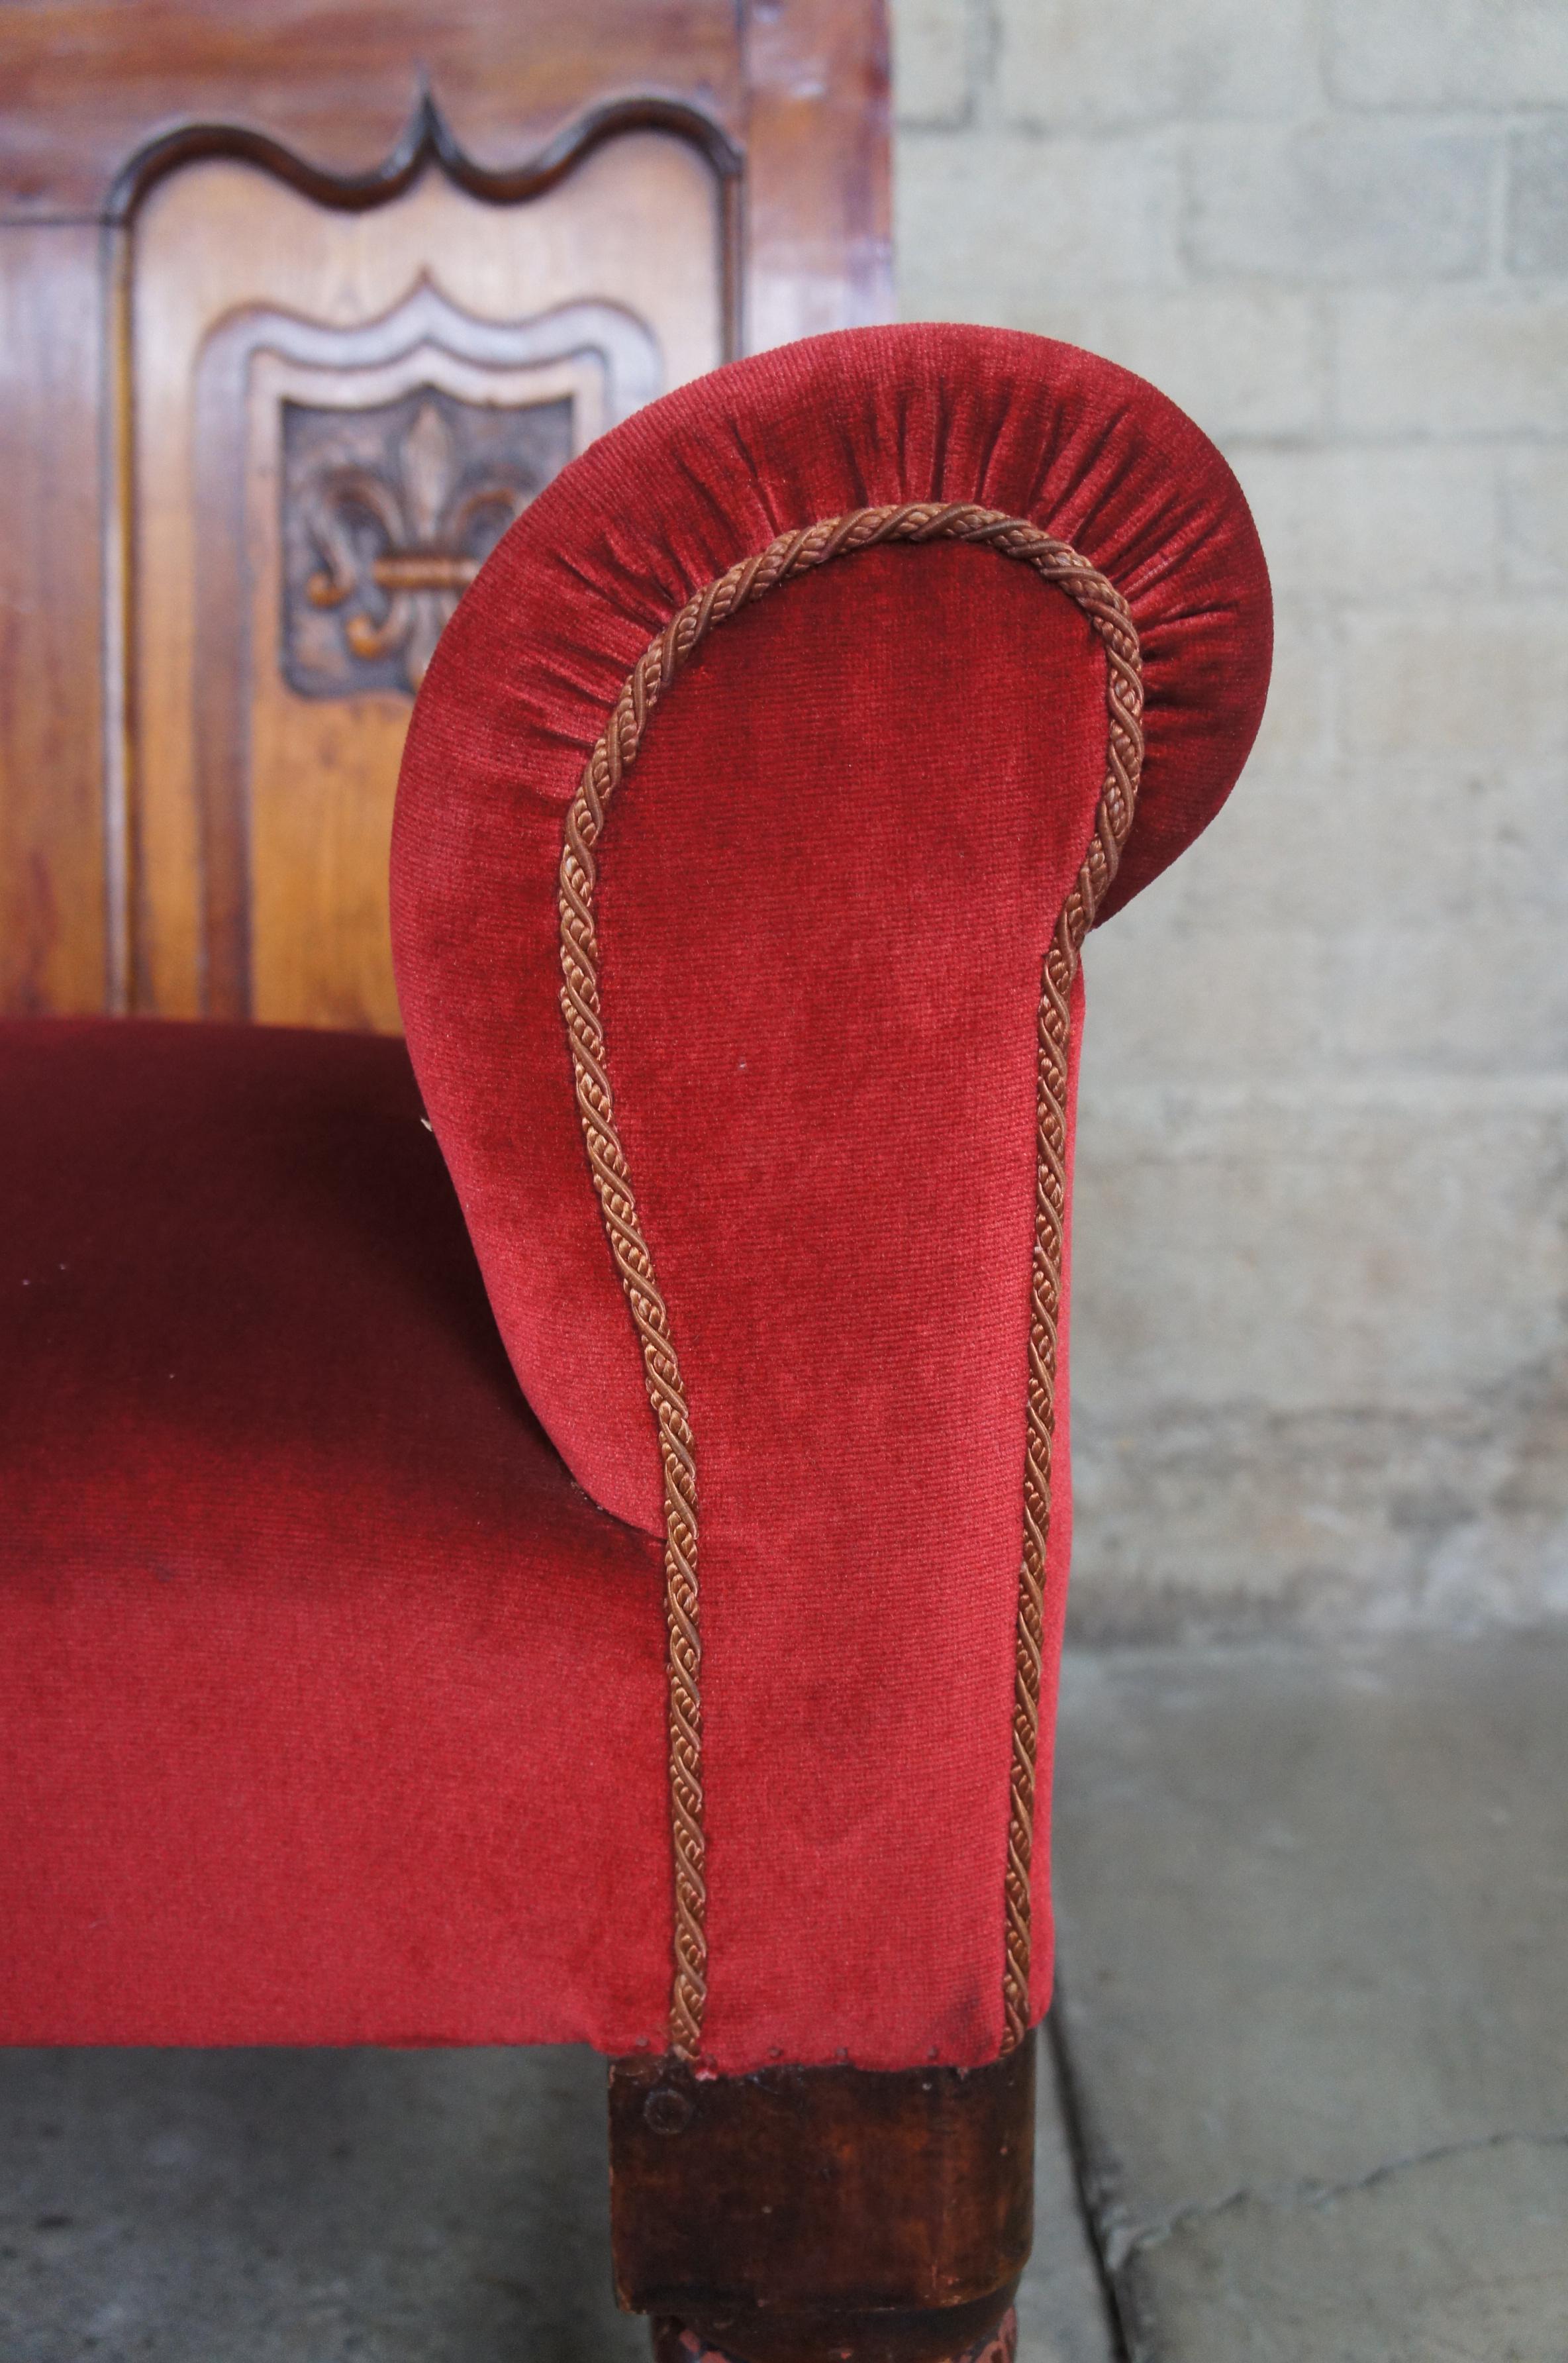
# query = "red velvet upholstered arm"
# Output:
<box><xmin>391</xmin><ymin>325</ymin><xmax>1271</xmax><ymax>2075</ymax></box>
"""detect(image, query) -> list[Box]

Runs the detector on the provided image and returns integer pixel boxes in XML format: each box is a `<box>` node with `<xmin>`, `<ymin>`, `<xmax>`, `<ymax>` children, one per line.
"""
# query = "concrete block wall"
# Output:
<box><xmin>893</xmin><ymin>0</ymin><xmax>1568</xmax><ymax>1634</ymax></box>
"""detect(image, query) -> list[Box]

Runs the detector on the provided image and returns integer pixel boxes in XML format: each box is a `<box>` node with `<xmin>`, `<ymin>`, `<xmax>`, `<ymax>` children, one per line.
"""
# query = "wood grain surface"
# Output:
<box><xmin>0</xmin><ymin>225</ymin><xmax>109</xmax><ymax>1015</ymax></box>
<box><xmin>134</xmin><ymin>138</ymin><xmax>721</xmax><ymax>1025</ymax></box>
<box><xmin>609</xmin><ymin>2038</ymin><xmax>1035</xmax><ymax>2363</ymax></box>
<box><xmin>0</xmin><ymin>0</ymin><xmax>890</xmax><ymax>1023</ymax></box>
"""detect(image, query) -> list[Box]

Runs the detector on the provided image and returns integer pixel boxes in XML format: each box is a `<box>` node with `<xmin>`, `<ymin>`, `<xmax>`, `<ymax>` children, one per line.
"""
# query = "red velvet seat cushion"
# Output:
<box><xmin>0</xmin><ymin>1018</ymin><xmax>671</xmax><ymax>2048</ymax></box>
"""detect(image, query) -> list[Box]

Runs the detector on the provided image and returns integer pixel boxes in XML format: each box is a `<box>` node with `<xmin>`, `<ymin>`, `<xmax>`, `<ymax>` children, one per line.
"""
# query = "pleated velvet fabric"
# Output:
<box><xmin>392</xmin><ymin>325</ymin><xmax>1271</xmax><ymax>2068</ymax></box>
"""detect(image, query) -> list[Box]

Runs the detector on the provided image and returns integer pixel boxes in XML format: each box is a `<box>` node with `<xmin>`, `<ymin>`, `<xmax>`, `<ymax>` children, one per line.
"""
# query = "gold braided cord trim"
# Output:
<box><xmin>558</xmin><ymin>502</ymin><xmax>1144</xmax><ymax>2061</ymax></box>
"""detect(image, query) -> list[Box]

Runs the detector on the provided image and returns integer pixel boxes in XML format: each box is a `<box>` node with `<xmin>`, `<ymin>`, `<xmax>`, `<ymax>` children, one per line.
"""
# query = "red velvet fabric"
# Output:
<box><xmin>393</xmin><ymin>325</ymin><xmax>1271</xmax><ymax>2066</ymax></box>
<box><xmin>0</xmin><ymin>1019</ymin><xmax>671</xmax><ymax>2047</ymax></box>
<box><xmin>3</xmin><ymin>328</ymin><xmax>1269</xmax><ymax>2064</ymax></box>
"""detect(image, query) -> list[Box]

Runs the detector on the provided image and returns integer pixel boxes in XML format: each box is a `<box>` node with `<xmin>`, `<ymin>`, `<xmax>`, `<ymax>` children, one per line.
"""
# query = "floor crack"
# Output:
<box><xmin>1103</xmin><ymin>2125</ymin><xmax>1568</xmax><ymax>2269</ymax></box>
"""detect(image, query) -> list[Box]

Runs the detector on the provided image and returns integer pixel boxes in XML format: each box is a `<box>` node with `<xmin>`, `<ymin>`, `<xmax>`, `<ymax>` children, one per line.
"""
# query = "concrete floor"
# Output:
<box><xmin>1051</xmin><ymin>1629</ymin><xmax>1568</xmax><ymax>2362</ymax></box>
<box><xmin>1</xmin><ymin>1629</ymin><xmax>1563</xmax><ymax>2360</ymax></box>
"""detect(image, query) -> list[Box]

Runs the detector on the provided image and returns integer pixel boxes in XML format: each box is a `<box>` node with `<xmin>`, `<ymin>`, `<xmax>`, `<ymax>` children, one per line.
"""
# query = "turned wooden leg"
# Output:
<box><xmin>608</xmin><ymin>2030</ymin><xmax>1034</xmax><ymax>2363</ymax></box>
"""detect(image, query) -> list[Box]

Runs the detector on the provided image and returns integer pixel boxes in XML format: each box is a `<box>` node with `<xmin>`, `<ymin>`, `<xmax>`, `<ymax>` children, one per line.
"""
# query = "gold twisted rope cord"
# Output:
<box><xmin>558</xmin><ymin>501</ymin><xmax>1144</xmax><ymax>2060</ymax></box>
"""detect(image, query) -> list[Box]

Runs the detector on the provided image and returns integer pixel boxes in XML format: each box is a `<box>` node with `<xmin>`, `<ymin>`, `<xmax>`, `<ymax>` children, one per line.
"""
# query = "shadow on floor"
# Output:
<box><xmin>0</xmin><ymin>2044</ymin><xmax>642</xmax><ymax>2363</ymax></box>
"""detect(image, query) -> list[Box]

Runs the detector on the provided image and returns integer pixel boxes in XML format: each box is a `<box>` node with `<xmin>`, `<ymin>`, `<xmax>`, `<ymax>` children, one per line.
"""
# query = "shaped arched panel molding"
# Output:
<box><xmin>0</xmin><ymin>1</ymin><xmax>891</xmax><ymax>1023</ymax></box>
<box><xmin>132</xmin><ymin>138</ymin><xmax>718</xmax><ymax>1029</ymax></box>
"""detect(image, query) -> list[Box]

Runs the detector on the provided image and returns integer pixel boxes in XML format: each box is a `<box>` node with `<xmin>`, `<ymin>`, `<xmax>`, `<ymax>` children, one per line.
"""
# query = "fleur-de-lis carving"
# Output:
<box><xmin>301</xmin><ymin>394</ymin><xmax>531</xmax><ymax>691</ymax></box>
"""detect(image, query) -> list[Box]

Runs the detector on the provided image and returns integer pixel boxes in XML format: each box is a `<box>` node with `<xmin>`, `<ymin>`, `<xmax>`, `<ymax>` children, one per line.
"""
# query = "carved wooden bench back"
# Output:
<box><xmin>0</xmin><ymin>0</ymin><xmax>891</xmax><ymax>1027</ymax></box>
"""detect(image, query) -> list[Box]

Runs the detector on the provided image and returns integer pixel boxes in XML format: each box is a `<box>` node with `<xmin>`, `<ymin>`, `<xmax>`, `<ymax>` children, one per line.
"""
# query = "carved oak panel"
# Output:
<box><xmin>0</xmin><ymin>0</ymin><xmax>892</xmax><ymax>1021</ymax></box>
<box><xmin>282</xmin><ymin>386</ymin><xmax>572</xmax><ymax>696</ymax></box>
<box><xmin>169</xmin><ymin>247</ymin><xmax>671</xmax><ymax>1027</ymax></box>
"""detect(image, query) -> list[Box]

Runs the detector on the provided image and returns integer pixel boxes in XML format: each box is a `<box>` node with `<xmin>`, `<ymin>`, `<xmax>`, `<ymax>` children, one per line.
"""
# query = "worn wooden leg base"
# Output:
<box><xmin>651</xmin><ymin>2301</ymin><xmax>1020</xmax><ymax>2363</ymax></box>
<box><xmin>611</xmin><ymin>2035</ymin><xmax>1034</xmax><ymax>2363</ymax></box>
